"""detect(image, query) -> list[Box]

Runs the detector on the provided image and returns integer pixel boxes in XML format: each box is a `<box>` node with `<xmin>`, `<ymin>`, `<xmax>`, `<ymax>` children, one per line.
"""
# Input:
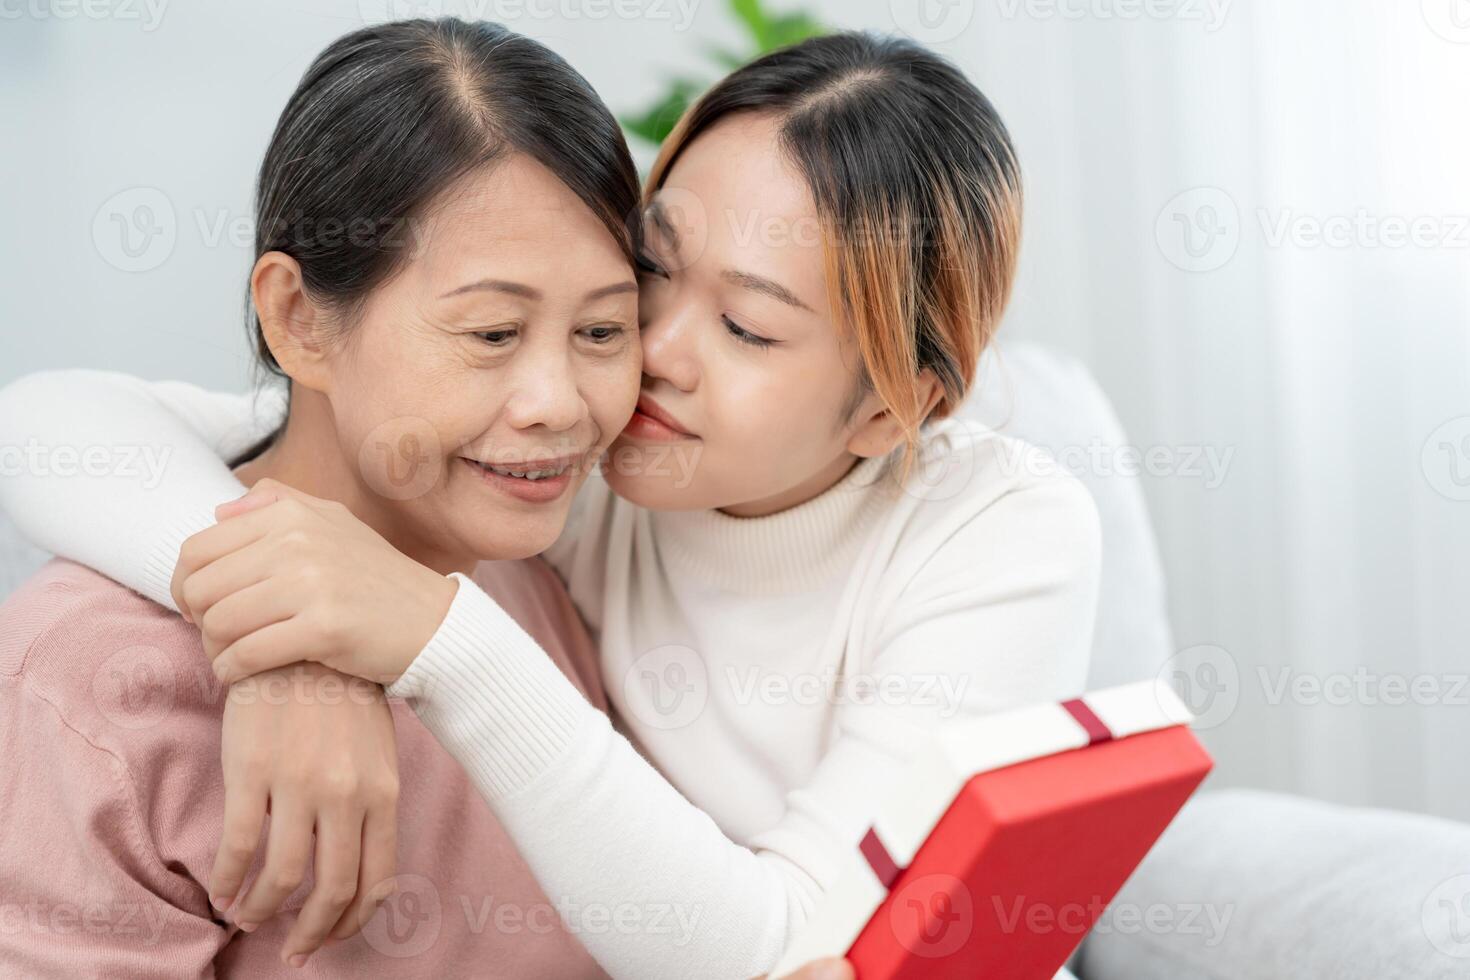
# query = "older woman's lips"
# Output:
<box><xmin>460</xmin><ymin>457</ymin><xmax>574</xmax><ymax>503</ymax></box>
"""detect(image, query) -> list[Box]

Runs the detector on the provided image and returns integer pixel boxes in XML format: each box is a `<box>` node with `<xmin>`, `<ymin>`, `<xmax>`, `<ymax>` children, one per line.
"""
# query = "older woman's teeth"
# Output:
<box><xmin>484</xmin><ymin>463</ymin><xmax>566</xmax><ymax>481</ymax></box>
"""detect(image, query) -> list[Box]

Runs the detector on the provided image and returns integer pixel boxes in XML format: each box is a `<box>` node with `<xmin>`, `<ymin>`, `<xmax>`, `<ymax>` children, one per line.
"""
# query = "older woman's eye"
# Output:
<box><xmin>580</xmin><ymin>324</ymin><xmax>626</xmax><ymax>344</ymax></box>
<box><xmin>475</xmin><ymin>329</ymin><xmax>517</xmax><ymax>346</ymax></box>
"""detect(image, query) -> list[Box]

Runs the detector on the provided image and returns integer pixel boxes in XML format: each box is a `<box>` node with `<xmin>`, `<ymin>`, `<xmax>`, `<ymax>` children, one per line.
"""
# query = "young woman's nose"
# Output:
<box><xmin>639</xmin><ymin>304</ymin><xmax>700</xmax><ymax>393</ymax></box>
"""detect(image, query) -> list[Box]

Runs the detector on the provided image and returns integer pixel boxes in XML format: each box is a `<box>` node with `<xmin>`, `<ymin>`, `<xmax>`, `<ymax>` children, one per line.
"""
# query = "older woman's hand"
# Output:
<box><xmin>214</xmin><ymin>662</ymin><xmax>399</xmax><ymax>969</ymax></box>
<box><xmin>172</xmin><ymin>477</ymin><xmax>458</xmax><ymax>686</ymax></box>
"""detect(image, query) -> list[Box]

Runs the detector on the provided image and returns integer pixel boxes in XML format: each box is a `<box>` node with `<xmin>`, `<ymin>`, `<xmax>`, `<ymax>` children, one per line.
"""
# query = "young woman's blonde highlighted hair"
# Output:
<box><xmin>646</xmin><ymin>32</ymin><xmax>1024</xmax><ymax>472</ymax></box>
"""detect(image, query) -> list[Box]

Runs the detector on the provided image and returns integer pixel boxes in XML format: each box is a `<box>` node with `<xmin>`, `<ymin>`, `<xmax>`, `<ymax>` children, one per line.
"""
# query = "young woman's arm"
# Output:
<box><xmin>0</xmin><ymin>369</ymin><xmax>282</xmax><ymax>606</ymax></box>
<box><xmin>194</xmin><ymin>473</ymin><xmax>1100</xmax><ymax>980</ymax></box>
<box><xmin>390</xmin><ymin>478</ymin><xmax>1099</xmax><ymax>980</ymax></box>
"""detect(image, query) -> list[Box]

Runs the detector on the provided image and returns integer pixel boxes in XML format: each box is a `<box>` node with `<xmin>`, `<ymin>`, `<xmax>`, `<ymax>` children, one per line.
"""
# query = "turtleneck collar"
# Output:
<box><xmin>651</xmin><ymin>451</ymin><xmax>898</xmax><ymax>595</ymax></box>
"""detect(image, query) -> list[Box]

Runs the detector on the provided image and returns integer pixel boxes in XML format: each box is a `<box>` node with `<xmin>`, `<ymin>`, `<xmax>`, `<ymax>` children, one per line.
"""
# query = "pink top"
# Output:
<box><xmin>0</xmin><ymin>558</ymin><xmax>610</xmax><ymax>979</ymax></box>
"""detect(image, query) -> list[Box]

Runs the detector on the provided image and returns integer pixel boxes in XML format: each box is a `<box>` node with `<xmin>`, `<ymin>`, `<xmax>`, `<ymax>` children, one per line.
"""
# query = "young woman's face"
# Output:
<box><xmin>606</xmin><ymin>112</ymin><xmax>881</xmax><ymax>517</ymax></box>
<box><xmin>321</xmin><ymin>153</ymin><xmax>640</xmax><ymax>562</ymax></box>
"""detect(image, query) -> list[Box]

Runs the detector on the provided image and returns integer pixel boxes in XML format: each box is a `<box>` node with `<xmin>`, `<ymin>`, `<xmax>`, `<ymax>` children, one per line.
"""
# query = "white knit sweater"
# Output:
<box><xmin>0</xmin><ymin>370</ymin><xmax>1101</xmax><ymax>979</ymax></box>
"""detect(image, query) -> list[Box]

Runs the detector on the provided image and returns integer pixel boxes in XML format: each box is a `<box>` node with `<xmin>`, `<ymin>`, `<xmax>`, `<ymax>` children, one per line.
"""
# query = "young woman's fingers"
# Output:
<box><xmin>281</xmin><ymin>805</ymin><xmax>364</xmax><ymax>967</ymax></box>
<box><xmin>231</xmin><ymin>793</ymin><xmax>314</xmax><ymax>932</ymax></box>
<box><xmin>207</xmin><ymin>776</ymin><xmax>268</xmax><ymax>913</ymax></box>
<box><xmin>329</xmin><ymin>800</ymin><xmax>398</xmax><ymax>941</ymax></box>
<box><xmin>195</xmin><ymin>573</ymin><xmax>299</xmax><ymax>662</ymax></box>
<box><xmin>171</xmin><ymin>507</ymin><xmax>278</xmax><ymax>617</ymax></box>
<box><xmin>214</xmin><ymin>479</ymin><xmax>290</xmax><ymax>522</ymax></box>
<box><xmin>178</xmin><ymin>538</ymin><xmax>281</xmax><ymax>627</ymax></box>
<box><xmin>212</xmin><ymin>618</ymin><xmax>319</xmax><ymax>683</ymax></box>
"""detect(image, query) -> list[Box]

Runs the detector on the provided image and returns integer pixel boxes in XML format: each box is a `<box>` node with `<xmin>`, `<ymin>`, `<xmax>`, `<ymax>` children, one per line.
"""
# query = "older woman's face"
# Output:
<box><xmin>324</xmin><ymin>153</ymin><xmax>640</xmax><ymax>562</ymax></box>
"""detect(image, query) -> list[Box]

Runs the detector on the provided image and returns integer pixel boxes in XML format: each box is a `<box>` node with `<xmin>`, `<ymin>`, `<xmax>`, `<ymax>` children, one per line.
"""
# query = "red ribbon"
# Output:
<box><xmin>1061</xmin><ymin>697</ymin><xmax>1114</xmax><ymax>745</ymax></box>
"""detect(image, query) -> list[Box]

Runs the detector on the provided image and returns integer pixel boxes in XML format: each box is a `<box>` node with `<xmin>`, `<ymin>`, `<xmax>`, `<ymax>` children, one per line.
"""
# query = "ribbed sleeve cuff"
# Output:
<box><xmin>139</xmin><ymin>505</ymin><xmax>220</xmax><ymax>611</ymax></box>
<box><xmin>386</xmin><ymin>571</ymin><xmax>586</xmax><ymax>801</ymax></box>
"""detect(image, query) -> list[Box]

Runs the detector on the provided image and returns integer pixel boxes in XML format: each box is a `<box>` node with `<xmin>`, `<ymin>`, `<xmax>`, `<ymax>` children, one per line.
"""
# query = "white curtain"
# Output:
<box><xmin>885</xmin><ymin>0</ymin><xmax>1470</xmax><ymax>820</ymax></box>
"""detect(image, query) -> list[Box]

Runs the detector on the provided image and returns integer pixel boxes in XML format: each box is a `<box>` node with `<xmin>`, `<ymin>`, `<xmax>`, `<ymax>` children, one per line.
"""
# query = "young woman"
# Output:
<box><xmin>0</xmin><ymin>27</ymin><xmax>1098</xmax><ymax>980</ymax></box>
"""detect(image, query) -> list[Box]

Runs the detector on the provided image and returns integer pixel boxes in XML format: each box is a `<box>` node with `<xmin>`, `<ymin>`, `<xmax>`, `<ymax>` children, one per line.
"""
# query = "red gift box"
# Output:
<box><xmin>770</xmin><ymin>679</ymin><xmax>1213</xmax><ymax>980</ymax></box>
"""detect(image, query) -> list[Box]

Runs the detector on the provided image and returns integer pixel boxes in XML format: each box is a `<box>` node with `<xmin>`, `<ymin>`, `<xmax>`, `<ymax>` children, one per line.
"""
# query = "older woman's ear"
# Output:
<box><xmin>251</xmin><ymin>250</ymin><xmax>335</xmax><ymax>392</ymax></box>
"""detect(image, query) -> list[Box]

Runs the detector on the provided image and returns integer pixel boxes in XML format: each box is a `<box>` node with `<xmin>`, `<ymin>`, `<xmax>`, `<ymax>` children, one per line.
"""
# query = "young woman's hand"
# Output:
<box><xmin>171</xmin><ymin>478</ymin><xmax>459</xmax><ymax>685</ymax></box>
<box><xmin>214</xmin><ymin>662</ymin><xmax>400</xmax><ymax>968</ymax></box>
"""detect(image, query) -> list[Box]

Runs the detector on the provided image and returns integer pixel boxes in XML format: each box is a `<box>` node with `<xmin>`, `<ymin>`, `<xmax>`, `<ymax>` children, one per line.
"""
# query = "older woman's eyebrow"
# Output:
<box><xmin>721</xmin><ymin>269</ymin><xmax>814</xmax><ymax>312</ymax></box>
<box><xmin>440</xmin><ymin>279</ymin><xmax>637</xmax><ymax>301</ymax></box>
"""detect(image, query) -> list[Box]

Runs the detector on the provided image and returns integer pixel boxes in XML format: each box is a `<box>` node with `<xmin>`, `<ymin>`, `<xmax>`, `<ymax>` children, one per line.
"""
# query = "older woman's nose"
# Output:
<box><xmin>503</xmin><ymin>350</ymin><xmax>587</xmax><ymax>432</ymax></box>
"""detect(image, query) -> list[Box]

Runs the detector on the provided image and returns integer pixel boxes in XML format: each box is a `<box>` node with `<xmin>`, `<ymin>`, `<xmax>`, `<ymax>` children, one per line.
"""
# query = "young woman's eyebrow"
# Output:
<box><xmin>439</xmin><ymin>279</ymin><xmax>636</xmax><ymax>301</ymax></box>
<box><xmin>721</xmin><ymin>268</ymin><xmax>814</xmax><ymax>312</ymax></box>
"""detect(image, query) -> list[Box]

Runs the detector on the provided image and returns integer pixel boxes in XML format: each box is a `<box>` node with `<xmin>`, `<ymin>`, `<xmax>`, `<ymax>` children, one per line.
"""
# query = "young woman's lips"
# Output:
<box><xmin>624</xmin><ymin>395</ymin><xmax>696</xmax><ymax>442</ymax></box>
<box><xmin>460</xmin><ymin>456</ymin><xmax>575</xmax><ymax>503</ymax></box>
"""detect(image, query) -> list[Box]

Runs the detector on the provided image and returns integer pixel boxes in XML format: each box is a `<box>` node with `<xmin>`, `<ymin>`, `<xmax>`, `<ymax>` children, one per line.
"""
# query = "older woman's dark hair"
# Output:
<box><xmin>236</xmin><ymin>18</ymin><xmax>640</xmax><ymax>460</ymax></box>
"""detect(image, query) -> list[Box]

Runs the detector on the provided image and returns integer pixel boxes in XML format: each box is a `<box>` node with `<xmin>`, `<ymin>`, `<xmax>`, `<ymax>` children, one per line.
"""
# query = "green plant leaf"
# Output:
<box><xmin>730</xmin><ymin>0</ymin><xmax>773</xmax><ymax>48</ymax></box>
<box><xmin>620</xmin><ymin>77</ymin><xmax>704</xmax><ymax>146</ymax></box>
